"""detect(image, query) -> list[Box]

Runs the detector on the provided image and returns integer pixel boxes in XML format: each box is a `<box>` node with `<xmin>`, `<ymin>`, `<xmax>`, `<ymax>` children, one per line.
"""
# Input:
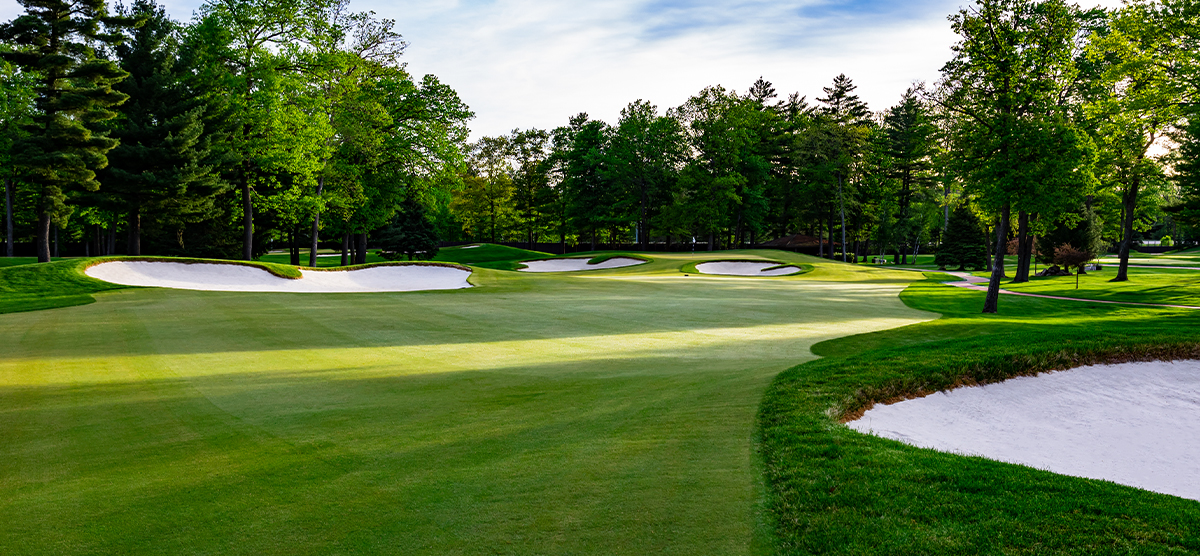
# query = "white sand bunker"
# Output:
<box><xmin>86</xmin><ymin>261</ymin><xmax>472</xmax><ymax>293</ymax></box>
<box><xmin>518</xmin><ymin>257</ymin><xmax>645</xmax><ymax>272</ymax></box>
<box><xmin>695</xmin><ymin>261</ymin><xmax>800</xmax><ymax>276</ymax></box>
<box><xmin>850</xmin><ymin>360</ymin><xmax>1200</xmax><ymax>500</ymax></box>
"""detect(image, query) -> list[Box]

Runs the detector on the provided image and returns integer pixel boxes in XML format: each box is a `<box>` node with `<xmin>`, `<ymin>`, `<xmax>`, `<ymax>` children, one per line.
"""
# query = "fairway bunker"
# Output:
<box><xmin>86</xmin><ymin>261</ymin><xmax>472</xmax><ymax>293</ymax></box>
<box><xmin>849</xmin><ymin>360</ymin><xmax>1200</xmax><ymax>500</ymax></box>
<box><xmin>695</xmin><ymin>261</ymin><xmax>801</xmax><ymax>276</ymax></box>
<box><xmin>518</xmin><ymin>257</ymin><xmax>646</xmax><ymax>272</ymax></box>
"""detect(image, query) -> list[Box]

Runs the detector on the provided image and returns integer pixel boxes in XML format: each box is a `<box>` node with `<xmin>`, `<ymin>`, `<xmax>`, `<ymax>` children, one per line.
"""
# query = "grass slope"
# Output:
<box><xmin>0</xmin><ymin>250</ymin><xmax>932</xmax><ymax>555</ymax></box>
<box><xmin>759</xmin><ymin>278</ymin><xmax>1200</xmax><ymax>555</ymax></box>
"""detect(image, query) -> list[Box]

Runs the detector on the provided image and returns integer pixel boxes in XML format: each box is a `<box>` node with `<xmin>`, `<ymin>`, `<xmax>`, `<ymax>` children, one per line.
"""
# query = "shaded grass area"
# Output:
<box><xmin>0</xmin><ymin>250</ymin><xmax>932</xmax><ymax>555</ymax></box>
<box><xmin>0</xmin><ymin>258</ymin><xmax>126</xmax><ymax>314</ymax></box>
<box><xmin>0</xmin><ymin>257</ymin><xmax>302</xmax><ymax>315</ymax></box>
<box><xmin>1002</xmin><ymin>266</ymin><xmax>1200</xmax><ymax>307</ymax></box>
<box><xmin>433</xmin><ymin>243</ymin><xmax>550</xmax><ymax>269</ymax></box>
<box><xmin>0</xmin><ymin>257</ymin><xmax>42</xmax><ymax>268</ymax></box>
<box><xmin>258</xmin><ymin>250</ymin><xmax>389</xmax><ymax>267</ymax></box>
<box><xmin>758</xmin><ymin>279</ymin><xmax>1200</xmax><ymax>555</ymax></box>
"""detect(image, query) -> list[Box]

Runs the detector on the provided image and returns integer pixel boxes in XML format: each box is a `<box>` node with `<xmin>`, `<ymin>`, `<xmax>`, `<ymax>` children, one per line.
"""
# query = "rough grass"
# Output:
<box><xmin>758</xmin><ymin>277</ymin><xmax>1200</xmax><ymax>555</ymax></box>
<box><xmin>0</xmin><ymin>250</ymin><xmax>933</xmax><ymax>555</ymax></box>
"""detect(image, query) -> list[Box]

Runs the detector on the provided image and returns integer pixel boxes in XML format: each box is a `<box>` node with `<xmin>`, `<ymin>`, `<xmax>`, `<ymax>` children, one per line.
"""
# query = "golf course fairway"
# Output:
<box><xmin>0</xmin><ymin>252</ymin><xmax>932</xmax><ymax>555</ymax></box>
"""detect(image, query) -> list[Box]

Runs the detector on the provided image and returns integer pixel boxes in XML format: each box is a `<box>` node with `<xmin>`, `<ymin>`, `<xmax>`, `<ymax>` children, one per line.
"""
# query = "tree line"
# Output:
<box><xmin>3</xmin><ymin>0</ymin><xmax>1200</xmax><ymax>313</ymax></box>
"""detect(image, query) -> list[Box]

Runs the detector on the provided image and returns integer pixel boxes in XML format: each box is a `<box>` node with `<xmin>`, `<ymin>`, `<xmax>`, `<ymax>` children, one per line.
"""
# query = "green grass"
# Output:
<box><xmin>432</xmin><ymin>243</ymin><xmax>551</xmax><ymax>269</ymax></box>
<box><xmin>758</xmin><ymin>278</ymin><xmax>1200</xmax><ymax>555</ymax></box>
<box><xmin>0</xmin><ymin>258</ymin><xmax>126</xmax><ymax>314</ymax></box>
<box><xmin>0</xmin><ymin>257</ymin><xmax>305</xmax><ymax>315</ymax></box>
<box><xmin>0</xmin><ymin>250</ymin><xmax>933</xmax><ymax>555</ymax></box>
<box><xmin>0</xmin><ymin>256</ymin><xmax>42</xmax><ymax>268</ymax></box>
<box><xmin>258</xmin><ymin>250</ymin><xmax>390</xmax><ymax>267</ymax></box>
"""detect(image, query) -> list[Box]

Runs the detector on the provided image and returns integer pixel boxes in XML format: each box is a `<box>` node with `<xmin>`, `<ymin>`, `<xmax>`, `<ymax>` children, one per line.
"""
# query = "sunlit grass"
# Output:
<box><xmin>0</xmin><ymin>250</ymin><xmax>932</xmax><ymax>555</ymax></box>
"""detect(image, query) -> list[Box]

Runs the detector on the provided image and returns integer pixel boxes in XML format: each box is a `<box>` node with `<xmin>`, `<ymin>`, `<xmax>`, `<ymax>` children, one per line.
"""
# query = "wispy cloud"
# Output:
<box><xmin>0</xmin><ymin>0</ymin><xmax>1127</xmax><ymax>138</ymax></box>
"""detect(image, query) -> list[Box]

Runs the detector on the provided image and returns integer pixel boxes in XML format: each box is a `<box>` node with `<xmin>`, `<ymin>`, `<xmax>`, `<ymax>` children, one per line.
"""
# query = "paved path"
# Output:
<box><xmin>894</xmin><ymin>268</ymin><xmax>1200</xmax><ymax>310</ymax></box>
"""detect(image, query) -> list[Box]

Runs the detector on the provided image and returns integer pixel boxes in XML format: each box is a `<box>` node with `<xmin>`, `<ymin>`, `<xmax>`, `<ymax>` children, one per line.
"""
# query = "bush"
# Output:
<box><xmin>1161</xmin><ymin>235</ymin><xmax>1174</xmax><ymax>247</ymax></box>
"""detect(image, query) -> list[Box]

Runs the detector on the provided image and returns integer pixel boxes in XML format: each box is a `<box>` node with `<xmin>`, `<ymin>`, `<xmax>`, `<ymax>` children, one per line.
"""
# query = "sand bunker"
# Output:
<box><xmin>695</xmin><ymin>261</ymin><xmax>800</xmax><ymax>276</ymax></box>
<box><xmin>518</xmin><ymin>257</ymin><xmax>646</xmax><ymax>272</ymax></box>
<box><xmin>849</xmin><ymin>360</ymin><xmax>1200</xmax><ymax>500</ymax></box>
<box><xmin>86</xmin><ymin>261</ymin><xmax>472</xmax><ymax>293</ymax></box>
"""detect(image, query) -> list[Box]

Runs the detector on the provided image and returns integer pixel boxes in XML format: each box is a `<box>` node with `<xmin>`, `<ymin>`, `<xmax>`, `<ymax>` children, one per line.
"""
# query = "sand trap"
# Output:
<box><xmin>850</xmin><ymin>360</ymin><xmax>1200</xmax><ymax>500</ymax></box>
<box><xmin>518</xmin><ymin>257</ymin><xmax>646</xmax><ymax>272</ymax></box>
<box><xmin>695</xmin><ymin>261</ymin><xmax>800</xmax><ymax>276</ymax></box>
<box><xmin>86</xmin><ymin>261</ymin><xmax>472</xmax><ymax>293</ymax></box>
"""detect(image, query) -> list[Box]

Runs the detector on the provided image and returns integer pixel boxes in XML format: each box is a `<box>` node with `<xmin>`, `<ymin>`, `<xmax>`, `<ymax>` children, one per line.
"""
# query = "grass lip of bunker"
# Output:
<box><xmin>694</xmin><ymin>260</ymin><xmax>803</xmax><ymax>276</ymax></box>
<box><xmin>516</xmin><ymin>255</ymin><xmax>647</xmax><ymax>273</ymax></box>
<box><xmin>85</xmin><ymin>259</ymin><xmax>473</xmax><ymax>293</ymax></box>
<box><xmin>848</xmin><ymin>359</ymin><xmax>1200</xmax><ymax>502</ymax></box>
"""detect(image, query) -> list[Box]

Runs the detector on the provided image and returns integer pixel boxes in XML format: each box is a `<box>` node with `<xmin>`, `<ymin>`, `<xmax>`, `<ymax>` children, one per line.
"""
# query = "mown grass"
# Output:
<box><xmin>758</xmin><ymin>277</ymin><xmax>1200</xmax><ymax>555</ymax></box>
<box><xmin>0</xmin><ymin>256</ymin><xmax>41</xmax><ymax>268</ymax></box>
<box><xmin>0</xmin><ymin>258</ymin><xmax>125</xmax><ymax>314</ymax></box>
<box><xmin>433</xmin><ymin>243</ymin><xmax>550</xmax><ymax>269</ymax></box>
<box><xmin>0</xmin><ymin>257</ymin><xmax>302</xmax><ymax>315</ymax></box>
<box><xmin>0</xmin><ymin>250</ymin><xmax>934</xmax><ymax>555</ymax></box>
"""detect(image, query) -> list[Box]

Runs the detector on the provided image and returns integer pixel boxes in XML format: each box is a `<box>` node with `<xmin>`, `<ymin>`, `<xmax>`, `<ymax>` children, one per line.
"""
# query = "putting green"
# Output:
<box><xmin>0</xmin><ymin>251</ymin><xmax>932</xmax><ymax>555</ymax></box>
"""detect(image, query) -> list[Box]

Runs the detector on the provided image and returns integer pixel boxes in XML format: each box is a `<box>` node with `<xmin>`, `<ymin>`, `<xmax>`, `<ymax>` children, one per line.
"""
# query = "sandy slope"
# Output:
<box><xmin>518</xmin><ymin>257</ymin><xmax>646</xmax><ymax>272</ymax></box>
<box><xmin>850</xmin><ymin>360</ymin><xmax>1200</xmax><ymax>500</ymax></box>
<box><xmin>695</xmin><ymin>261</ymin><xmax>800</xmax><ymax>276</ymax></box>
<box><xmin>86</xmin><ymin>261</ymin><xmax>472</xmax><ymax>293</ymax></box>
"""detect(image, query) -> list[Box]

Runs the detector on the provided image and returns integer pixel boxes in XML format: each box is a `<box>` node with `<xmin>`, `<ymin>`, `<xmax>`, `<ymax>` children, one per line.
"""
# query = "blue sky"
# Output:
<box><xmin>1</xmin><ymin>0</ymin><xmax>1123</xmax><ymax>138</ymax></box>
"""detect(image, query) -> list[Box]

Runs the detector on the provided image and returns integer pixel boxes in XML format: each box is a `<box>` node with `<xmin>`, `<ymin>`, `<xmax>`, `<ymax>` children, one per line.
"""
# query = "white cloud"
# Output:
<box><xmin>0</xmin><ymin>0</ymin><xmax>1133</xmax><ymax>138</ymax></box>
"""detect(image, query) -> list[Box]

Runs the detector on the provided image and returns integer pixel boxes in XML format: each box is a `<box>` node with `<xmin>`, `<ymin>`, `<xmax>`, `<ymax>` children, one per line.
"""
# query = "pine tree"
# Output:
<box><xmin>1</xmin><ymin>0</ymin><xmax>135</xmax><ymax>262</ymax></box>
<box><xmin>376</xmin><ymin>196</ymin><xmax>439</xmax><ymax>261</ymax></box>
<box><xmin>817</xmin><ymin>74</ymin><xmax>870</xmax><ymax>125</ymax></box>
<box><xmin>936</xmin><ymin>204</ymin><xmax>989</xmax><ymax>270</ymax></box>
<box><xmin>1036</xmin><ymin>205</ymin><xmax>1105</xmax><ymax>269</ymax></box>
<box><xmin>99</xmin><ymin>0</ymin><xmax>222</xmax><ymax>255</ymax></box>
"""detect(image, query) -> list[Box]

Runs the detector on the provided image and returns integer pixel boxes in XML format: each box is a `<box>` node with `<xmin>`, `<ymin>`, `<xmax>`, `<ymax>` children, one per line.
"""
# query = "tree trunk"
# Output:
<box><xmin>242</xmin><ymin>182</ymin><xmax>253</xmax><ymax>260</ymax></box>
<box><xmin>355</xmin><ymin>232</ymin><xmax>367</xmax><ymax>264</ymax></box>
<box><xmin>127</xmin><ymin>207</ymin><xmax>141</xmax><ymax>256</ymax></box>
<box><xmin>1113</xmin><ymin>178</ymin><xmax>1140</xmax><ymax>282</ymax></box>
<box><xmin>309</xmin><ymin>175</ymin><xmax>324</xmax><ymax>267</ymax></box>
<box><xmin>983</xmin><ymin>203</ymin><xmax>1011</xmax><ymax>314</ymax></box>
<box><xmin>108</xmin><ymin>225</ymin><xmax>116</xmax><ymax>256</ymax></box>
<box><xmin>817</xmin><ymin>216</ymin><xmax>824</xmax><ymax>258</ymax></box>
<box><xmin>640</xmin><ymin>177</ymin><xmax>649</xmax><ymax>251</ymax></box>
<box><xmin>590</xmin><ymin>229</ymin><xmax>596</xmax><ymax>251</ymax></box>
<box><xmin>4</xmin><ymin>178</ymin><xmax>12</xmax><ymax>258</ymax></box>
<box><xmin>36</xmin><ymin>211</ymin><xmax>51</xmax><ymax>263</ymax></box>
<box><xmin>827</xmin><ymin>208</ymin><xmax>835</xmax><ymax>260</ymax></box>
<box><xmin>1013</xmin><ymin>210</ymin><xmax>1031</xmax><ymax>283</ymax></box>
<box><xmin>53</xmin><ymin>223</ymin><xmax>59</xmax><ymax>258</ymax></box>
<box><xmin>708</xmin><ymin>231</ymin><xmax>714</xmax><ymax>252</ymax></box>
<box><xmin>341</xmin><ymin>232</ymin><xmax>350</xmax><ymax>266</ymax></box>
<box><xmin>838</xmin><ymin>173</ymin><xmax>847</xmax><ymax>262</ymax></box>
<box><xmin>289</xmin><ymin>230</ymin><xmax>300</xmax><ymax>266</ymax></box>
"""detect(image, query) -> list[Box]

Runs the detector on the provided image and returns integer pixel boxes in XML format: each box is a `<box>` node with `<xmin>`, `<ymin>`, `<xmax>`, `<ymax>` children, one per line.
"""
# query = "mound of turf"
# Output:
<box><xmin>0</xmin><ymin>257</ymin><xmax>306</xmax><ymax>314</ymax></box>
<box><xmin>758</xmin><ymin>278</ymin><xmax>1200</xmax><ymax>554</ymax></box>
<box><xmin>433</xmin><ymin>244</ymin><xmax>552</xmax><ymax>269</ymax></box>
<box><xmin>0</xmin><ymin>259</ymin><xmax>126</xmax><ymax>314</ymax></box>
<box><xmin>0</xmin><ymin>257</ymin><xmax>42</xmax><ymax>268</ymax></box>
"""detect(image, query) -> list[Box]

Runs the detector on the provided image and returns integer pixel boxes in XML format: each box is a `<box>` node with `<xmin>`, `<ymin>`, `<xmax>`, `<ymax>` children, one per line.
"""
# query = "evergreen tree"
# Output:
<box><xmin>1036</xmin><ymin>204</ymin><xmax>1105</xmax><ymax>267</ymax></box>
<box><xmin>99</xmin><ymin>0</ymin><xmax>222</xmax><ymax>255</ymax></box>
<box><xmin>376</xmin><ymin>196</ymin><xmax>438</xmax><ymax>261</ymax></box>
<box><xmin>881</xmin><ymin>89</ymin><xmax>938</xmax><ymax>264</ymax></box>
<box><xmin>935</xmin><ymin>203</ymin><xmax>989</xmax><ymax>270</ymax></box>
<box><xmin>1</xmin><ymin>0</ymin><xmax>135</xmax><ymax>262</ymax></box>
<box><xmin>1</xmin><ymin>57</ymin><xmax>36</xmax><ymax>257</ymax></box>
<box><xmin>817</xmin><ymin>74</ymin><xmax>870</xmax><ymax>125</ymax></box>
